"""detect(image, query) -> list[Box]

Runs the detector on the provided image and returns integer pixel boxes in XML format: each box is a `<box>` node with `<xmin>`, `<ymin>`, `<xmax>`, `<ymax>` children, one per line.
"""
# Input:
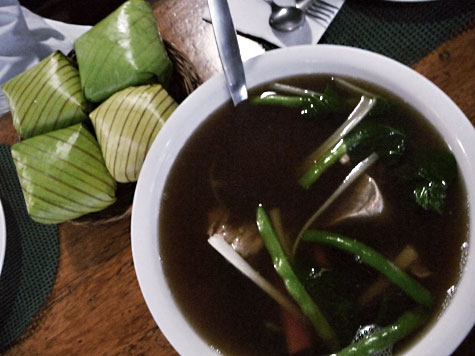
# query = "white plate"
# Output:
<box><xmin>131</xmin><ymin>45</ymin><xmax>475</xmax><ymax>356</ymax></box>
<box><xmin>0</xmin><ymin>198</ymin><xmax>6</xmax><ymax>276</ymax></box>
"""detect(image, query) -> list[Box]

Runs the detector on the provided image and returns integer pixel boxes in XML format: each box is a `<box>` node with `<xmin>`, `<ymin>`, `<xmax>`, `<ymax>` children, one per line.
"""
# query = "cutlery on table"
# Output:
<box><xmin>207</xmin><ymin>0</ymin><xmax>248</xmax><ymax>106</ymax></box>
<box><xmin>266</xmin><ymin>0</ymin><xmax>305</xmax><ymax>32</ymax></box>
<box><xmin>267</xmin><ymin>0</ymin><xmax>342</xmax><ymax>31</ymax></box>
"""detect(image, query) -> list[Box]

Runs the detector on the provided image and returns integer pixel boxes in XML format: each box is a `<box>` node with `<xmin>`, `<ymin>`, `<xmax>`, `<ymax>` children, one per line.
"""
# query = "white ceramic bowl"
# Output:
<box><xmin>131</xmin><ymin>45</ymin><xmax>475</xmax><ymax>356</ymax></box>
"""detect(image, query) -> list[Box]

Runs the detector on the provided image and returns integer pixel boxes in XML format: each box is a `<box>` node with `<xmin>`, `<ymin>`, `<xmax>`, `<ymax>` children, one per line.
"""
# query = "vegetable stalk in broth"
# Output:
<box><xmin>159</xmin><ymin>75</ymin><xmax>467</xmax><ymax>356</ymax></box>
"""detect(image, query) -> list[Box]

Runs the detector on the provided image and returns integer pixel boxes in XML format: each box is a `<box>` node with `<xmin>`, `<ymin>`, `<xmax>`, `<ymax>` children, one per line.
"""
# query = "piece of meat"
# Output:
<box><xmin>208</xmin><ymin>205</ymin><xmax>263</xmax><ymax>258</ymax></box>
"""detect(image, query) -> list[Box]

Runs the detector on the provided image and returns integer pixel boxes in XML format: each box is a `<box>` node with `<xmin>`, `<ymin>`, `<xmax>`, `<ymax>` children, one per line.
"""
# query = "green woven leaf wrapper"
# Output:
<box><xmin>90</xmin><ymin>84</ymin><xmax>177</xmax><ymax>183</ymax></box>
<box><xmin>74</xmin><ymin>0</ymin><xmax>173</xmax><ymax>103</ymax></box>
<box><xmin>1</xmin><ymin>51</ymin><xmax>90</xmax><ymax>139</ymax></box>
<box><xmin>11</xmin><ymin>124</ymin><xmax>117</xmax><ymax>224</ymax></box>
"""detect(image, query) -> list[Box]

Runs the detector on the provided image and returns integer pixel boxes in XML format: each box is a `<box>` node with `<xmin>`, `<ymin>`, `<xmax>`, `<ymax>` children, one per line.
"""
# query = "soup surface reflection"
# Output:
<box><xmin>160</xmin><ymin>76</ymin><xmax>468</xmax><ymax>356</ymax></box>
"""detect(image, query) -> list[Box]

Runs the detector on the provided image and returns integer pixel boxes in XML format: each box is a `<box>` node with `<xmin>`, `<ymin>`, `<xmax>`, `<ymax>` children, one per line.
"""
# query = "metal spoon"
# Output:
<box><xmin>208</xmin><ymin>0</ymin><xmax>248</xmax><ymax>106</ymax></box>
<box><xmin>268</xmin><ymin>1</ymin><xmax>305</xmax><ymax>32</ymax></box>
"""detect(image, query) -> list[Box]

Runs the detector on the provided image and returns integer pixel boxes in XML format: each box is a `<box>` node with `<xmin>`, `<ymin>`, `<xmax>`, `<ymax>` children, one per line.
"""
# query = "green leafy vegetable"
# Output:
<box><xmin>249</xmin><ymin>85</ymin><xmax>345</xmax><ymax>120</ymax></box>
<box><xmin>344</xmin><ymin>122</ymin><xmax>406</xmax><ymax>163</ymax></box>
<box><xmin>365</xmin><ymin>96</ymin><xmax>393</xmax><ymax>119</ymax></box>
<box><xmin>302</xmin><ymin>230</ymin><xmax>434</xmax><ymax>308</ymax></box>
<box><xmin>299</xmin><ymin>95</ymin><xmax>377</xmax><ymax>174</ymax></box>
<box><xmin>11</xmin><ymin>123</ymin><xmax>116</xmax><ymax>224</ymax></box>
<box><xmin>294</xmin><ymin>264</ymin><xmax>364</xmax><ymax>345</ymax></box>
<box><xmin>256</xmin><ymin>206</ymin><xmax>340</xmax><ymax>352</ymax></box>
<box><xmin>397</xmin><ymin>149</ymin><xmax>457</xmax><ymax>214</ymax></box>
<box><xmin>1</xmin><ymin>51</ymin><xmax>91</xmax><ymax>138</ymax></box>
<box><xmin>334</xmin><ymin>307</ymin><xmax>428</xmax><ymax>356</ymax></box>
<box><xmin>74</xmin><ymin>0</ymin><xmax>173</xmax><ymax>102</ymax></box>
<box><xmin>90</xmin><ymin>84</ymin><xmax>177</xmax><ymax>183</ymax></box>
<box><xmin>299</xmin><ymin>122</ymin><xmax>406</xmax><ymax>189</ymax></box>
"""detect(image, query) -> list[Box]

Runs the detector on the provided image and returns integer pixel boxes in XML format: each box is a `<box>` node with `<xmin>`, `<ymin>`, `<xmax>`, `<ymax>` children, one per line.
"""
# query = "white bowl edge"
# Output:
<box><xmin>131</xmin><ymin>45</ymin><xmax>475</xmax><ymax>356</ymax></box>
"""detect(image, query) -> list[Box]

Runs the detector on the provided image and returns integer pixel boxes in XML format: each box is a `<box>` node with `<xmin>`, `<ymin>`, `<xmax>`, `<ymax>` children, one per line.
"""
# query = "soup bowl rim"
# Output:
<box><xmin>131</xmin><ymin>44</ymin><xmax>475</xmax><ymax>356</ymax></box>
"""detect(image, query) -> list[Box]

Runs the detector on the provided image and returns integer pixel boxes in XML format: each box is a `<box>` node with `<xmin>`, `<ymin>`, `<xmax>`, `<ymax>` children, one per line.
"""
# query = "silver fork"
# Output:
<box><xmin>296</xmin><ymin>0</ymin><xmax>342</xmax><ymax>24</ymax></box>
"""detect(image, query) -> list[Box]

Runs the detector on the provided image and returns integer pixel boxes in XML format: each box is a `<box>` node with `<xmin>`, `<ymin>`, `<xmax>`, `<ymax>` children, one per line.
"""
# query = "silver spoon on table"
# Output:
<box><xmin>267</xmin><ymin>0</ymin><xmax>306</xmax><ymax>32</ymax></box>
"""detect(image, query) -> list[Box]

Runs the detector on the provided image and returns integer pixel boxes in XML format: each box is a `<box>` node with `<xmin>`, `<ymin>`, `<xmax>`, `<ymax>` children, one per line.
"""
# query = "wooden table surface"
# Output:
<box><xmin>2</xmin><ymin>0</ymin><xmax>475</xmax><ymax>355</ymax></box>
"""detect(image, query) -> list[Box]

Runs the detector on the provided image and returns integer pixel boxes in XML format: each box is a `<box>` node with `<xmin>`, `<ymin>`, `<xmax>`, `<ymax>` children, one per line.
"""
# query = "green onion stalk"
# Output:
<box><xmin>256</xmin><ymin>206</ymin><xmax>341</xmax><ymax>352</ymax></box>
<box><xmin>302</xmin><ymin>230</ymin><xmax>434</xmax><ymax>308</ymax></box>
<box><xmin>299</xmin><ymin>122</ymin><xmax>406</xmax><ymax>189</ymax></box>
<box><xmin>333</xmin><ymin>307</ymin><xmax>428</xmax><ymax>356</ymax></box>
<box><xmin>248</xmin><ymin>85</ymin><xmax>346</xmax><ymax>120</ymax></box>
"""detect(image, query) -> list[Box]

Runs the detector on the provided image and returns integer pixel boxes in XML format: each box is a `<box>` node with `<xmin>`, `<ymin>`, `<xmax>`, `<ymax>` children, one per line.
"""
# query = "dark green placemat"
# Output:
<box><xmin>262</xmin><ymin>0</ymin><xmax>475</xmax><ymax>66</ymax></box>
<box><xmin>0</xmin><ymin>144</ymin><xmax>59</xmax><ymax>353</ymax></box>
<box><xmin>320</xmin><ymin>0</ymin><xmax>475</xmax><ymax>65</ymax></box>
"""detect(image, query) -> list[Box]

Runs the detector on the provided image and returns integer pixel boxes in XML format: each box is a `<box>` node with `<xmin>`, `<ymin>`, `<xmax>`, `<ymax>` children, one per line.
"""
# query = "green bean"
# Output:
<box><xmin>302</xmin><ymin>230</ymin><xmax>434</xmax><ymax>308</ymax></box>
<box><xmin>248</xmin><ymin>94</ymin><xmax>306</xmax><ymax>108</ymax></box>
<box><xmin>334</xmin><ymin>307</ymin><xmax>428</xmax><ymax>356</ymax></box>
<box><xmin>299</xmin><ymin>122</ymin><xmax>406</xmax><ymax>190</ymax></box>
<box><xmin>299</xmin><ymin>139</ymin><xmax>347</xmax><ymax>189</ymax></box>
<box><xmin>249</xmin><ymin>85</ymin><xmax>345</xmax><ymax>120</ymax></box>
<box><xmin>256</xmin><ymin>206</ymin><xmax>340</xmax><ymax>352</ymax></box>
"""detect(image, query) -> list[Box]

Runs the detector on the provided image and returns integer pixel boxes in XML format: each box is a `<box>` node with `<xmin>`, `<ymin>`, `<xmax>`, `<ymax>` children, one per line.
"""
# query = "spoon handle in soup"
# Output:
<box><xmin>207</xmin><ymin>0</ymin><xmax>248</xmax><ymax>106</ymax></box>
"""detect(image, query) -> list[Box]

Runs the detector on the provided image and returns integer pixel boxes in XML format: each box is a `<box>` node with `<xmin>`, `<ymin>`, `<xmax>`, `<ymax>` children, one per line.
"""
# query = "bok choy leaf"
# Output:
<box><xmin>299</xmin><ymin>122</ymin><xmax>406</xmax><ymax>189</ymax></box>
<box><xmin>396</xmin><ymin>149</ymin><xmax>457</xmax><ymax>214</ymax></box>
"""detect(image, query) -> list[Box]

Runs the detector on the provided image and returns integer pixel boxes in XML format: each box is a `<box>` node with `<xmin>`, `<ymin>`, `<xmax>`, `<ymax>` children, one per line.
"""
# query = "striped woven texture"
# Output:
<box><xmin>74</xmin><ymin>0</ymin><xmax>172</xmax><ymax>103</ymax></box>
<box><xmin>90</xmin><ymin>84</ymin><xmax>177</xmax><ymax>183</ymax></box>
<box><xmin>11</xmin><ymin>124</ymin><xmax>116</xmax><ymax>224</ymax></box>
<box><xmin>1</xmin><ymin>51</ymin><xmax>90</xmax><ymax>139</ymax></box>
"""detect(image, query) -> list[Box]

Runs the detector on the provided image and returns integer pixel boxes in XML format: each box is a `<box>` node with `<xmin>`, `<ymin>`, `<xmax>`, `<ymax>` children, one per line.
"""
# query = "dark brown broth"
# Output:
<box><xmin>159</xmin><ymin>76</ymin><xmax>468</xmax><ymax>356</ymax></box>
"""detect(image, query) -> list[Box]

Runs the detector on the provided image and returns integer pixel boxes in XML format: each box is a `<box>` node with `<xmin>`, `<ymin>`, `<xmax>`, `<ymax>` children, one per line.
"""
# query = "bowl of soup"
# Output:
<box><xmin>131</xmin><ymin>45</ymin><xmax>475</xmax><ymax>356</ymax></box>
